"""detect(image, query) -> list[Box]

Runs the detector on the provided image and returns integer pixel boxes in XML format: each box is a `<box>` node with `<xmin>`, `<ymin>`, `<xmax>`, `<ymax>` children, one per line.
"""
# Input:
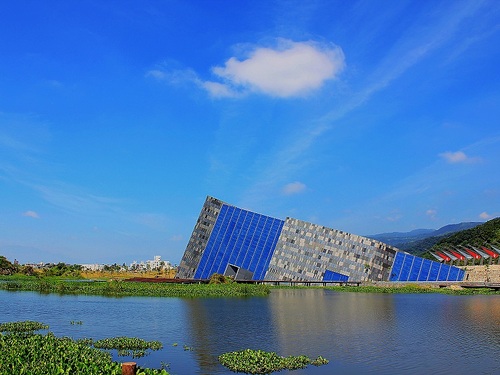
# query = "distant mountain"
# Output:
<box><xmin>368</xmin><ymin>222</ymin><xmax>482</xmax><ymax>252</ymax></box>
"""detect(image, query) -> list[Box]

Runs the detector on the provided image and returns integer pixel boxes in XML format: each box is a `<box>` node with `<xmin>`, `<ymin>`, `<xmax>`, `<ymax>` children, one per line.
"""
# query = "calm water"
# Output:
<box><xmin>1</xmin><ymin>289</ymin><xmax>499</xmax><ymax>375</ymax></box>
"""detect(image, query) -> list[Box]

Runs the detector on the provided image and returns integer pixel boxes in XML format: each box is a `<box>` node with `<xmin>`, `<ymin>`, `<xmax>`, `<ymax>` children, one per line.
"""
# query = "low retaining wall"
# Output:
<box><xmin>462</xmin><ymin>265</ymin><xmax>500</xmax><ymax>283</ymax></box>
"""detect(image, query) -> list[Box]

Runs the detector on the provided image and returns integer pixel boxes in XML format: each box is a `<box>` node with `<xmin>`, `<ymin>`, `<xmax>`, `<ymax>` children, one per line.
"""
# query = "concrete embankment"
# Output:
<box><xmin>461</xmin><ymin>264</ymin><xmax>500</xmax><ymax>283</ymax></box>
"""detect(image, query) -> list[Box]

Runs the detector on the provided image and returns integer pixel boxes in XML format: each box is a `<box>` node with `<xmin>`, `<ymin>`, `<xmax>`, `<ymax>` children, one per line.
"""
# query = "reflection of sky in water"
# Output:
<box><xmin>1</xmin><ymin>289</ymin><xmax>499</xmax><ymax>375</ymax></box>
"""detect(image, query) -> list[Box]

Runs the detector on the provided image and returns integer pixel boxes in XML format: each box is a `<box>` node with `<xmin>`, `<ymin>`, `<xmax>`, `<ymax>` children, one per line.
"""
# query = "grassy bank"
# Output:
<box><xmin>272</xmin><ymin>284</ymin><xmax>500</xmax><ymax>295</ymax></box>
<box><xmin>2</xmin><ymin>276</ymin><xmax>498</xmax><ymax>297</ymax></box>
<box><xmin>0</xmin><ymin>276</ymin><xmax>271</xmax><ymax>298</ymax></box>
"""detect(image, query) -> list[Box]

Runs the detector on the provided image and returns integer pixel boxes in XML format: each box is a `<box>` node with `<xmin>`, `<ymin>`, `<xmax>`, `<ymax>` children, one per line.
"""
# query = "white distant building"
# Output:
<box><xmin>129</xmin><ymin>256</ymin><xmax>172</xmax><ymax>271</ymax></box>
<box><xmin>81</xmin><ymin>264</ymin><xmax>105</xmax><ymax>271</ymax></box>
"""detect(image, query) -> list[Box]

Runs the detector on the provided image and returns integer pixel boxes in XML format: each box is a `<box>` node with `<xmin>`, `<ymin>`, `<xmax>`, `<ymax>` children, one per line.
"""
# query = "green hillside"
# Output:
<box><xmin>424</xmin><ymin>217</ymin><xmax>500</xmax><ymax>258</ymax></box>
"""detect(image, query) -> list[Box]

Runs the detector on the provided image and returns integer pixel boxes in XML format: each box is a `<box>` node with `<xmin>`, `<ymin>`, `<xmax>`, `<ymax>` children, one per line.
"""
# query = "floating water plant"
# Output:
<box><xmin>218</xmin><ymin>349</ymin><xmax>329</xmax><ymax>374</ymax></box>
<box><xmin>0</xmin><ymin>277</ymin><xmax>271</xmax><ymax>298</ymax></box>
<box><xmin>93</xmin><ymin>336</ymin><xmax>163</xmax><ymax>358</ymax></box>
<box><xmin>0</xmin><ymin>321</ymin><xmax>169</xmax><ymax>375</ymax></box>
<box><xmin>0</xmin><ymin>320</ymin><xmax>48</xmax><ymax>333</ymax></box>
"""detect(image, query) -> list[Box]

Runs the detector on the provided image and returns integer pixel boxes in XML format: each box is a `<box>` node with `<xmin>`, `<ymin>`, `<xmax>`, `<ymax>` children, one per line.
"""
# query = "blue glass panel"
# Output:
<box><xmin>438</xmin><ymin>264</ymin><xmax>451</xmax><ymax>281</ymax></box>
<box><xmin>447</xmin><ymin>267</ymin><xmax>459</xmax><ymax>281</ymax></box>
<box><xmin>408</xmin><ymin>257</ymin><xmax>423</xmax><ymax>281</ymax></box>
<box><xmin>419</xmin><ymin>259</ymin><xmax>431</xmax><ymax>281</ymax></box>
<box><xmin>457</xmin><ymin>269</ymin><xmax>465</xmax><ymax>281</ymax></box>
<box><xmin>193</xmin><ymin>204</ymin><xmax>285</xmax><ymax>280</ymax></box>
<box><xmin>428</xmin><ymin>262</ymin><xmax>441</xmax><ymax>281</ymax></box>
<box><xmin>323</xmin><ymin>270</ymin><xmax>349</xmax><ymax>282</ymax></box>
<box><xmin>389</xmin><ymin>252</ymin><xmax>405</xmax><ymax>281</ymax></box>
<box><xmin>398</xmin><ymin>254</ymin><xmax>413</xmax><ymax>281</ymax></box>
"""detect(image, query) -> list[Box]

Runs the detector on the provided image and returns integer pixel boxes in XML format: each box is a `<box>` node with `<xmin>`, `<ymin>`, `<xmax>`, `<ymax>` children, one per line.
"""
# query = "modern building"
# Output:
<box><xmin>176</xmin><ymin>196</ymin><xmax>465</xmax><ymax>282</ymax></box>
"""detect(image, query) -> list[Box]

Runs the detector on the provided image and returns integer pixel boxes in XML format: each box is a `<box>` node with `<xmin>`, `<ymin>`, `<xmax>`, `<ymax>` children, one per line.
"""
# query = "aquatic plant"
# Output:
<box><xmin>218</xmin><ymin>349</ymin><xmax>329</xmax><ymax>374</ymax></box>
<box><xmin>93</xmin><ymin>336</ymin><xmax>163</xmax><ymax>358</ymax></box>
<box><xmin>0</xmin><ymin>322</ymin><xmax>169</xmax><ymax>375</ymax></box>
<box><xmin>0</xmin><ymin>320</ymin><xmax>48</xmax><ymax>333</ymax></box>
<box><xmin>0</xmin><ymin>277</ymin><xmax>271</xmax><ymax>298</ymax></box>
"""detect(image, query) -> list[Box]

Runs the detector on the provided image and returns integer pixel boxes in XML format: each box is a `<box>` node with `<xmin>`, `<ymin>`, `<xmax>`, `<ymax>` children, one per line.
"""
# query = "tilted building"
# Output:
<box><xmin>176</xmin><ymin>196</ymin><xmax>465</xmax><ymax>282</ymax></box>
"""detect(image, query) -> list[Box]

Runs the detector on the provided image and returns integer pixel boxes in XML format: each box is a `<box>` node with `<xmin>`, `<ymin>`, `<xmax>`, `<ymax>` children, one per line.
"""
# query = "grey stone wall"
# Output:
<box><xmin>462</xmin><ymin>264</ymin><xmax>500</xmax><ymax>282</ymax></box>
<box><xmin>176</xmin><ymin>196</ymin><xmax>223</xmax><ymax>278</ymax></box>
<box><xmin>264</xmin><ymin>218</ymin><xmax>397</xmax><ymax>281</ymax></box>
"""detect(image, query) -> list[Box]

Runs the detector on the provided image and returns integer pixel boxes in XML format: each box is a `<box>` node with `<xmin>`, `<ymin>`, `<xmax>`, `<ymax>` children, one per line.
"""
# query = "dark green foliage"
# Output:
<box><xmin>0</xmin><ymin>320</ymin><xmax>48</xmax><ymax>333</ymax></box>
<box><xmin>0</xmin><ymin>256</ymin><xmax>18</xmax><ymax>275</ymax></box>
<box><xmin>323</xmin><ymin>284</ymin><xmax>500</xmax><ymax>295</ymax></box>
<box><xmin>392</xmin><ymin>218</ymin><xmax>500</xmax><ymax>256</ymax></box>
<box><xmin>42</xmin><ymin>262</ymin><xmax>82</xmax><ymax>277</ymax></box>
<box><xmin>0</xmin><ymin>332</ymin><xmax>121</xmax><ymax>375</ymax></box>
<box><xmin>425</xmin><ymin>217</ymin><xmax>500</xmax><ymax>258</ymax></box>
<box><xmin>0</xmin><ymin>277</ymin><xmax>270</xmax><ymax>297</ymax></box>
<box><xmin>218</xmin><ymin>349</ymin><xmax>329</xmax><ymax>374</ymax></box>
<box><xmin>94</xmin><ymin>337</ymin><xmax>162</xmax><ymax>358</ymax></box>
<box><xmin>433</xmin><ymin>217</ymin><xmax>500</xmax><ymax>248</ymax></box>
<box><xmin>209</xmin><ymin>273</ymin><xmax>232</xmax><ymax>284</ymax></box>
<box><xmin>0</xmin><ymin>322</ymin><xmax>169</xmax><ymax>375</ymax></box>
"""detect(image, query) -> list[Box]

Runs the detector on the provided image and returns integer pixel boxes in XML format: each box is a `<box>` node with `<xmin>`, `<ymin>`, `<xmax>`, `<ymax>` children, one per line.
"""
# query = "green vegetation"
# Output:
<box><xmin>0</xmin><ymin>256</ymin><xmax>83</xmax><ymax>277</ymax></box>
<box><xmin>0</xmin><ymin>277</ymin><xmax>271</xmax><ymax>298</ymax></box>
<box><xmin>0</xmin><ymin>320</ymin><xmax>48</xmax><ymax>334</ymax></box>
<box><xmin>322</xmin><ymin>284</ymin><xmax>500</xmax><ymax>295</ymax></box>
<box><xmin>209</xmin><ymin>272</ymin><xmax>232</xmax><ymax>284</ymax></box>
<box><xmin>0</xmin><ymin>256</ymin><xmax>18</xmax><ymax>276</ymax></box>
<box><xmin>218</xmin><ymin>349</ymin><xmax>329</xmax><ymax>374</ymax></box>
<box><xmin>269</xmin><ymin>284</ymin><xmax>500</xmax><ymax>295</ymax></box>
<box><xmin>429</xmin><ymin>218</ymin><xmax>500</xmax><ymax>252</ymax></box>
<box><xmin>0</xmin><ymin>321</ymin><xmax>168</xmax><ymax>375</ymax></box>
<box><xmin>93</xmin><ymin>337</ymin><xmax>162</xmax><ymax>358</ymax></box>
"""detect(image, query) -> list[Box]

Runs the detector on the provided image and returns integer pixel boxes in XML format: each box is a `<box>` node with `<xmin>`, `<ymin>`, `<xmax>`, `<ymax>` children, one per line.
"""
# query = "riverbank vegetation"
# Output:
<box><xmin>0</xmin><ymin>321</ymin><xmax>169</xmax><ymax>375</ymax></box>
<box><xmin>1</xmin><ymin>275</ymin><xmax>498</xmax><ymax>296</ymax></box>
<box><xmin>296</xmin><ymin>284</ymin><xmax>500</xmax><ymax>295</ymax></box>
<box><xmin>0</xmin><ymin>276</ymin><xmax>271</xmax><ymax>298</ymax></box>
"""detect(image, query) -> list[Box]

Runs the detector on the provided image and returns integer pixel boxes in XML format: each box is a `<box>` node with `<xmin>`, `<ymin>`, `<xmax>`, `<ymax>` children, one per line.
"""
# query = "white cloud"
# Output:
<box><xmin>147</xmin><ymin>39</ymin><xmax>344</xmax><ymax>98</ymax></box>
<box><xmin>479</xmin><ymin>211</ymin><xmax>492</xmax><ymax>220</ymax></box>
<box><xmin>170</xmin><ymin>234</ymin><xmax>183</xmax><ymax>242</ymax></box>
<box><xmin>426</xmin><ymin>209</ymin><xmax>437</xmax><ymax>219</ymax></box>
<box><xmin>146</xmin><ymin>66</ymin><xmax>200</xmax><ymax>86</ymax></box>
<box><xmin>208</xmin><ymin>39</ymin><xmax>345</xmax><ymax>98</ymax></box>
<box><xmin>202</xmin><ymin>81</ymin><xmax>238</xmax><ymax>98</ymax></box>
<box><xmin>283</xmin><ymin>181</ymin><xmax>307</xmax><ymax>195</ymax></box>
<box><xmin>439</xmin><ymin>151</ymin><xmax>468</xmax><ymax>163</ymax></box>
<box><xmin>23</xmin><ymin>210</ymin><xmax>39</xmax><ymax>219</ymax></box>
<box><xmin>439</xmin><ymin>150</ymin><xmax>482</xmax><ymax>164</ymax></box>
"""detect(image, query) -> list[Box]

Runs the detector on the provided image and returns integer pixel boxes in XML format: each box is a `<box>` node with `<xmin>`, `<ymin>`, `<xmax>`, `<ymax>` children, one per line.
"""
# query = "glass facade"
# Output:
<box><xmin>389</xmin><ymin>252</ymin><xmax>465</xmax><ymax>281</ymax></box>
<box><xmin>193</xmin><ymin>203</ymin><xmax>284</xmax><ymax>280</ymax></box>
<box><xmin>177</xmin><ymin>196</ymin><xmax>465</xmax><ymax>283</ymax></box>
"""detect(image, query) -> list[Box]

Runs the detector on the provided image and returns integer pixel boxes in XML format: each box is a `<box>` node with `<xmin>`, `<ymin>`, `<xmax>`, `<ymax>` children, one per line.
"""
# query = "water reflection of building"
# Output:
<box><xmin>267</xmin><ymin>289</ymin><xmax>398</xmax><ymax>357</ymax></box>
<box><xmin>177</xmin><ymin>196</ymin><xmax>464</xmax><ymax>282</ymax></box>
<box><xmin>182</xmin><ymin>297</ymin><xmax>278</xmax><ymax>374</ymax></box>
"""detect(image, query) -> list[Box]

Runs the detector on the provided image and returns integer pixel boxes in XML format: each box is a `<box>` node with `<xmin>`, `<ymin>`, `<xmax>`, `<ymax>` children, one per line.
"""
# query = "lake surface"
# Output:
<box><xmin>1</xmin><ymin>288</ymin><xmax>499</xmax><ymax>375</ymax></box>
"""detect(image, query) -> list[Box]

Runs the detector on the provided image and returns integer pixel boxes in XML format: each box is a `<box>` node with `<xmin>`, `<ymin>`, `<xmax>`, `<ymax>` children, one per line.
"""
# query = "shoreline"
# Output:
<box><xmin>1</xmin><ymin>276</ymin><xmax>499</xmax><ymax>296</ymax></box>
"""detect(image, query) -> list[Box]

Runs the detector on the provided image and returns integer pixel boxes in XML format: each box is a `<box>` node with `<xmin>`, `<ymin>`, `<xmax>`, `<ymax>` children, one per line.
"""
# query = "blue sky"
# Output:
<box><xmin>1</xmin><ymin>0</ymin><xmax>499</xmax><ymax>265</ymax></box>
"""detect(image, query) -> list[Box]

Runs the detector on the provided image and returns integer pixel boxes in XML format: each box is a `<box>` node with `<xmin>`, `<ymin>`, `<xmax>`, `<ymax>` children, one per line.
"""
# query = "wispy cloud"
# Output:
<box><xmin>426</xmin><ymin>209</ymin><xmax>437</xmax><ymax>220</ymax></box>
<box><xmin>33</xmin><ymin>183</ymin><xmax>123</xmax><ymax>217</ymax></box>
<box><xmin>439</xmin><ymin>150</ymin><xmax>479</xmax><ymax>164</ymax></box>
<box><xmin>170</xmin><ymin>234</ymin><xmax>183</xmax><ymax>242</ymax></box>
<box><xmin>282</xmin><ymin>181</ymin><xmax>307</xmax><ymax>195</ymax></box>
<box><xmin>479</xmin><ymin>211</ymin><xmax>492</xmax><ymax>220</ymax></box>
<box><xmin>334</xmin><ymin>134</ymin><xmax>500</xmax><ymax>233</ymax></box>
<box><xmin>23</xmin><ymin>210</ymin><xmax>40</xmax><ymax>219</ymax></box>
<box><xmin>239</xmin><ymin>1</ymin><xmax>489</xmax><ymax>209</ymax></box>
